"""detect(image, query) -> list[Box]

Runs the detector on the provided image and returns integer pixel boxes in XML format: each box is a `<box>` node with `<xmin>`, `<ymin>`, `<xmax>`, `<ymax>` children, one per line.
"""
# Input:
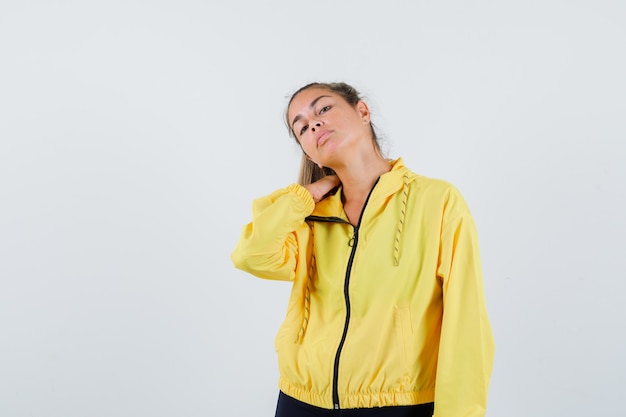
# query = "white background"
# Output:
<box><xmin>1</xmin><ymin>1</ymin><xmax>625</xmax><ymax>416</ymax></box>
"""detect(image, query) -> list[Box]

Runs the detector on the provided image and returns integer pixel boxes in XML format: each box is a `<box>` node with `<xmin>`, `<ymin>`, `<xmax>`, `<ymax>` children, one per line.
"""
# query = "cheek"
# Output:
<box><xmin>300</xmin><ymin>138</ymin><xmax>315</xmax><ymax>153</ymax></box>
<box><xmin>300</xmin><ymin>136</ymin><xmax>321</xmax><ymax>156</ymax></box>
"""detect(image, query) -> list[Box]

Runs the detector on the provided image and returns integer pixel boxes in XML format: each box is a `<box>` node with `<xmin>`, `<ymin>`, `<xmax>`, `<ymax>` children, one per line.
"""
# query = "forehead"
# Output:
<box><xmin>288</xmin><ymin>87</ymin><xmax>337</xmax><ymax>119</ymax></box>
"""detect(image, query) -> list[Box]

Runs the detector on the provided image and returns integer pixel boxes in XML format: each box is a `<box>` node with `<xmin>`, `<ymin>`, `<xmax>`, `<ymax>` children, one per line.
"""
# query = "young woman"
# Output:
<box><xmin>231</xmin><ymin>82</ymin><xmax>494</xmax><ymax>417</ymax></box>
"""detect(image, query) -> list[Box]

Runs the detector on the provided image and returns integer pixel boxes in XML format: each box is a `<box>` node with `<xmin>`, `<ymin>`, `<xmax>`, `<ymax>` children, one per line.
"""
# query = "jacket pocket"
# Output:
<box><xmin>275</xmin><ymin>298</ymin><xmax>302</xmax><ymax>353</ymax></box>
<box><xmin>394</xmin><ymin>304</ymin><xmax>415</xmax><ymax>371</ymax></box>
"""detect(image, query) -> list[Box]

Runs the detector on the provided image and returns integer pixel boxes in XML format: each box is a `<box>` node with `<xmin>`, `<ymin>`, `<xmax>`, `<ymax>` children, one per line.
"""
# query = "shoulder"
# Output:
<box><xmin>391</xmin><ymin>159</ymin><xmax>457</xmax><ymax>192</ymax></box>
<box><xmin>403</xmin><ymin>170</ymin><xmax>471</xmax><ymax>216</ymax></box>
<box><xmin>408</xmin><ymin>172</ymin><xmax>462</xmax><ymax>200</ymax></box>
<box><xmin>388</xmin><ymin>158</ymin><xmax>471</xmax><ymax>210</ymax></box>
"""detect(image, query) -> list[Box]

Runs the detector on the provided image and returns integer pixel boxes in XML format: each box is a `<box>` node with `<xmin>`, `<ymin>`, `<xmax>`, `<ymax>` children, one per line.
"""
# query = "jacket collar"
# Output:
<box><xmin>310</xmin><ymin>158</ymin><xmax>414</xmax><ymax>219</ymax></box>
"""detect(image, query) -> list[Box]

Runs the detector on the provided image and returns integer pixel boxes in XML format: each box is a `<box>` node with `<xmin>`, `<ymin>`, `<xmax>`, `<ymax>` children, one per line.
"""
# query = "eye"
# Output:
<box><xmin>319</xmin><ymin>105</ymin><xmax>331</xmax><ymax>114</ymax></box>
<box><xmin>300</xmin><ymin>125</ymin><xmax>309</xmax><ymax>135</ymax></box>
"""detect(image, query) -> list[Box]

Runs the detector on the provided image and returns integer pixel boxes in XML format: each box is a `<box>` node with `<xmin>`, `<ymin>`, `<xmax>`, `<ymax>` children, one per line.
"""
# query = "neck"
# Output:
<box><xmin>333</xmin><ymin>153</ymin><xmax>391</xmax><ymax>204</ymax></box>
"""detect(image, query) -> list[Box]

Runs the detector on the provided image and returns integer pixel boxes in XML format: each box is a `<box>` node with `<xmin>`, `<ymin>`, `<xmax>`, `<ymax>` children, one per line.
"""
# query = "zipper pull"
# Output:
<box><xmin>348</xmin><ymin>226</ymin><xmax>359</xmax><ymax>247</ymax></box>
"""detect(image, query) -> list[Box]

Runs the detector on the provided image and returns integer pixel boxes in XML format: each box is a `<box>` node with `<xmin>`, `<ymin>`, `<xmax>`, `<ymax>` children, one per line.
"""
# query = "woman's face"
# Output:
<box><xmin>287</xmin><ymin>87</ymin><xmax>371</xmax><ymax>168</ymax></box>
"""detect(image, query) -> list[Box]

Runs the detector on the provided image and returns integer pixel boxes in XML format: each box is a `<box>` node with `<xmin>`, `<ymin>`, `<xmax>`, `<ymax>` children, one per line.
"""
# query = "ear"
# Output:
<box><xmin>356</xmin><ymin>100</ymin><xmax>371</xmax><ymax>124</ymax></box>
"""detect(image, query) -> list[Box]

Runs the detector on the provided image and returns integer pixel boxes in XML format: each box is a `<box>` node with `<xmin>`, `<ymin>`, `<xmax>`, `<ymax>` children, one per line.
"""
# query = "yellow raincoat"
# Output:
<box><xmin>232</xmin><ymin>159</ymin><xmax>494</xmax><ymax>416</ymax></box>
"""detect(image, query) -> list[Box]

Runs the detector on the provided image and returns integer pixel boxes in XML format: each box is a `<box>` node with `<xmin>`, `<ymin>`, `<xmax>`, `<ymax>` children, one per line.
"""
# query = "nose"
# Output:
<box><xmin>311</xmin><ymin>121</ymin><xmax>322</xmax><ymax>132</ymax></box>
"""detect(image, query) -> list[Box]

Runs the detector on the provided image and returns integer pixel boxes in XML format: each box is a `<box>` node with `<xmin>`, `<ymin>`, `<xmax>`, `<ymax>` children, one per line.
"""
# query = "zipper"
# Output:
<box><xmin>332</xmin><ymin>223</ymin><xmax>359</xmax><ymax>409</ymax></box>
<box><xmin>330</xmin><ymin>179</ymin><xmax>380</xmax><ymax>410</ymax></box>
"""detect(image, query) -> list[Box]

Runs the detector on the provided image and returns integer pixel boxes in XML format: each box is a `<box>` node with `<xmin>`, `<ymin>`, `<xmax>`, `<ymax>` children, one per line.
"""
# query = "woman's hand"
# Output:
<box><xmin>304</xmin><ymin>175</ymin><xmax>341</xmax><ymax>203</ymax></box>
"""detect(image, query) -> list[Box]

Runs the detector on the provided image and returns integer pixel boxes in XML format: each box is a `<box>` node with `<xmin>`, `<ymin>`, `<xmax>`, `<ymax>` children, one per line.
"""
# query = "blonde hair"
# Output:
<box><xmin>286</xmin><ymin>82</ymin><xmax>382</xmax><ymax>185</ymax></box>
<box><xmin>296</xmin><ymin>155</ymin><xmax>336</xmax><ymax>185</ymax></box>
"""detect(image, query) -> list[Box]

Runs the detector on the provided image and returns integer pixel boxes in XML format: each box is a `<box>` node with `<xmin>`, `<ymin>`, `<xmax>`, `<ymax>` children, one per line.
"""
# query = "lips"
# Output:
<box><xmin>316</xmin><ymin>130</ymin><xmax>332</xmax><ymax>146</ymax></box>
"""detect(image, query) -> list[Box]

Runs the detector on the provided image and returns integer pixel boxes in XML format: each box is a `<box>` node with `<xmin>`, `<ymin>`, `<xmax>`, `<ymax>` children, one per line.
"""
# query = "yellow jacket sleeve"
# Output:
<box><xmin>231</xmin><ymin>184</ymin><xmax>315</xmax><ymax>281</ymax></box>
<box><xmin>434</xmin><ymin>188</ymin><xmax>495</xmax><ymax>417</ymax></box>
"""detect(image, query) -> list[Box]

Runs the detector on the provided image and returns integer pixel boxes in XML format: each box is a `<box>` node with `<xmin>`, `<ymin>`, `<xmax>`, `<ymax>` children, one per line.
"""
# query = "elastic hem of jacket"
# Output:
<box><xmin>278</xmin><ymin>377</ymin><xmax>435</xmax><ymax>410</ymax></box>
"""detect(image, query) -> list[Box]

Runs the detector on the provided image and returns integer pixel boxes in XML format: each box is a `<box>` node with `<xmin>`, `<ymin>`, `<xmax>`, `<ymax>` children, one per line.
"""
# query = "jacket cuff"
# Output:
<box><xmin>286</xmin><ymin>183</ymin><xmax>315</xmax><ymax>214</ymax></box>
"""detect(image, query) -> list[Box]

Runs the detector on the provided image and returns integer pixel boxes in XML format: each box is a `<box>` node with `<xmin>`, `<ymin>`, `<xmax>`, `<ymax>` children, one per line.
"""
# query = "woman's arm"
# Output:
<box><xmin>231</xmin><ymin>184</ymin><xmax>316</xmax><ymax>281</ymax></box>
<box><xmin>434</xmin><ymin>187</ymin><xmax>495</xmax><ymax>417</ymax></box>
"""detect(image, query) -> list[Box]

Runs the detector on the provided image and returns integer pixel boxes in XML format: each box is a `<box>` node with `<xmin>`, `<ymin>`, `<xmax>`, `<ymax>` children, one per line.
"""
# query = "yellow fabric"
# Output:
<box><xmin>231</xmin><ymin>159</ymin><xmax>495</xmax><ymax>416</ymax></box>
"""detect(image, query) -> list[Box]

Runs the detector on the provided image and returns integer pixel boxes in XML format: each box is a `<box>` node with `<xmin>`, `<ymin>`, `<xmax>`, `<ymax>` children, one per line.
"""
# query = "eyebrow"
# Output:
<box><xmin>291</xmin><ymin>95</ymin><xmax>331</xmax><ymax>130</ymax></box>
